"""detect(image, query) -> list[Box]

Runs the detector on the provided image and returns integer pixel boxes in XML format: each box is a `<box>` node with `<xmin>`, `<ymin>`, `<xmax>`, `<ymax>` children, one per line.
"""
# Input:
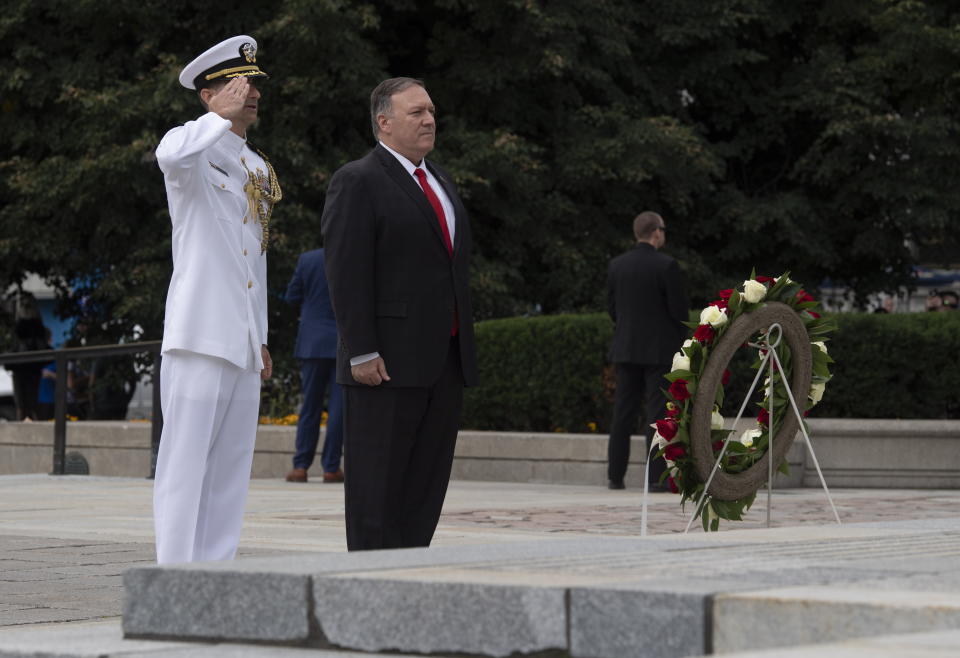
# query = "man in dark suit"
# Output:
<box><xmin>607</xmin><ymin>211</ymin><xmax>688</xmax><ymax>490</ymax></box>
<box><xmin>321</xmin><ymin>77</ymin><xmax>478</xmax><ymax>551</ymax></box>
<box><xmin>285</xmin><ymin>248</ymin><xmax>344</xmax><ymax>484</ymax></box>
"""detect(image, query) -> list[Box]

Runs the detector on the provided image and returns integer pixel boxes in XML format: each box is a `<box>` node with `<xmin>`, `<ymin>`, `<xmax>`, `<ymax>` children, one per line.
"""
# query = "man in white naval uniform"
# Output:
<box><xmin>153</xmin><ymin>36</ymin><xmax>281</xmax><ymax>564</ymax></box>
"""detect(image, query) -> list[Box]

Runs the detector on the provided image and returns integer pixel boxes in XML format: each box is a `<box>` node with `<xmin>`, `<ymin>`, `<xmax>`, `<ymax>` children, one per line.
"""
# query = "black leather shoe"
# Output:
<box><xmin>608</xmin><ymin>479</ymin><xmax>625</xmax><ymax>490</ymax></box>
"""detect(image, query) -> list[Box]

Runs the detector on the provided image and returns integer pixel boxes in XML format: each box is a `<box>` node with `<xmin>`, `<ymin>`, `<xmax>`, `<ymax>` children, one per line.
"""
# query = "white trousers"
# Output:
<box><xmin>153</xmin><ymin>350</ymin><xmax>261</xmax><ymax>564</ymax></box>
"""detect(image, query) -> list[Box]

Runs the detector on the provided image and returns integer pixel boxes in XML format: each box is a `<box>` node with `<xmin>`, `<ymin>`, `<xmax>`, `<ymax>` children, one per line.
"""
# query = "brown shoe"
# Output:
<box><xmin>322</xmin><ymin>469</ymin><xmax>344</xmax><ymax>483</ymax></box>
<box><xmin>285</xmin><ymin>468</ymin><xmax>308</xmax><ymax>483</ymax></box>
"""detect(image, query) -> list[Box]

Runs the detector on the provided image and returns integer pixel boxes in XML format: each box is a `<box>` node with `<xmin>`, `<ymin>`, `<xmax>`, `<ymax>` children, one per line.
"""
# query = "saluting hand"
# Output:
<box><xmin>208</xmin><ymin>77</ymin><xmax>250</xmax><ymax>122</ymax></box>
<box><xmin>351</xmin><ymin>357</ymin><xmax>390</xmax><ymax>386</ymax></box>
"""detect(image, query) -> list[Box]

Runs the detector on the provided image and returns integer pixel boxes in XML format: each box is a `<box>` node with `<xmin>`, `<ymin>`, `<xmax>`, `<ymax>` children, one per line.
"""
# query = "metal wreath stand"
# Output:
<box><xmin>640</xmin><ymin>302</ymin><xmax>840</xmax><ymax>535</ymax></box>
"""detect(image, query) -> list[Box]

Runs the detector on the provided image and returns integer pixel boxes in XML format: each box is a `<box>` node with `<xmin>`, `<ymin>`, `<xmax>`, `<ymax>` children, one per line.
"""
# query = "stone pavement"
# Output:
<box><xmin>3</xmin><ymin>474</ymin><xmax>960</xmax><ymax>656</ymax></box>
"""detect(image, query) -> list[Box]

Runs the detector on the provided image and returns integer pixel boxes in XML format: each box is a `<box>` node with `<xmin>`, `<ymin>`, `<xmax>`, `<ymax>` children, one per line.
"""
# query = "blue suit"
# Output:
<box><xmin>286</xmin><ymin>249</ymin><xmax>343</xmax><ymax>474</ymax></box>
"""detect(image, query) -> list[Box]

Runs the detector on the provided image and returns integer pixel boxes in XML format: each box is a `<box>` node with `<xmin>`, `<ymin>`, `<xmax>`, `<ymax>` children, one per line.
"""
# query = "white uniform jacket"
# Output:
<box><xmin>156</xmin><ymin>112</ymin><xmax>269</xmax><ymax>370</ymax></box>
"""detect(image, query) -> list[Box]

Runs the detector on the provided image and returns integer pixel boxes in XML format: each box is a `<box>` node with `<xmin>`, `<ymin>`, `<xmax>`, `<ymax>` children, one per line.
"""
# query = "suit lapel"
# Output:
<box><xmin>374</xmin><ymin>146</ymin><xmax>448</xmax><ymax>250</ymax></box>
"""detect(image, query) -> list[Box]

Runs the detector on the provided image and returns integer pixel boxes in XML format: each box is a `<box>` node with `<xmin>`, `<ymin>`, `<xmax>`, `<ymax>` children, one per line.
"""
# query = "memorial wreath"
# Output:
<box><xmin>653</xmin><ymin>272</ymin><xmax>836</xmax><ymax>531</ymax></box>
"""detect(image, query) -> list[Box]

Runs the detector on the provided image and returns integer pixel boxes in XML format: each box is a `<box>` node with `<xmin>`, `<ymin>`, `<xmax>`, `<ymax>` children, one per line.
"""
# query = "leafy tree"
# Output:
<box><xmin>0</xmin><ymin>0</ymin><xmax>383</xmax><ymax>384</ymax></box>
<box><xmin>632</xmin><ymin>0</ymin><xmax>960</xmax><ymax>303</ymax></box>
<box><xmin>2</xmin><ymin>0</ymin><xmax>959</xmax><ymax>411</ymax></box>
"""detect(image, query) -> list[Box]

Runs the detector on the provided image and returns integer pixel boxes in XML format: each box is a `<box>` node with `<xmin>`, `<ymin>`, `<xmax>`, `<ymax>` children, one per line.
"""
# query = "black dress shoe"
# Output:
<box><xmin>608</xmin><ymin>479</ymin><xmax>625</xmax><ymax>490</ymax></box>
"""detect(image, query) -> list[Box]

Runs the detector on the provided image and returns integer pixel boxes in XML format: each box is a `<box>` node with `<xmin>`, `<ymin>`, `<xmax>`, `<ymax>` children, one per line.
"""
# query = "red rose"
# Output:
<box><xmin>693</xmin><ymin>324</ymin><xmax>715</xmax><ymax>344</ymax></box>
<box><xmin>722</xmin><ymin>369</ymin><xmax>731</xmax><ymax>386</ymax></box>
<box><xmin>712</xmin><ymin>440</ymin><xmax>725</xmax><ymax>452</ymax></box>
<box><xmin>796</xmin><ymin>290</ymin><xmax>821</xmax><ymax>318</ymax></box>
<box><xmin>667</xmin><ymin>476</ymin><xmax>680</xmax><ymax>494</ymax></box>
<box><xmin>713</xmin><ymin>290</ymin><xmax>732</xmax><ymax>310</ymax></box>
<box><xmin>666</xmin><ymin>405</ymin><xmax>680</xmax><ymax>418</ymax></box>
<box><xmin>664</xmin><ymin>443</ymin><xmax>687</xmax><ymax>461</ymax></box>
<box><xmin>756</xmin><ymin>275</ymin><xmax>775</xmax><ymax>283</ymax></box>
<box><xmin>668</xmin><ymin>379</ymin><xmax>691</xmax><ymax>401</ymax></box>
<box><xmin>655</xmin><ymin>418</ymin><xmax>679</xmax><ymax>440</ymax></box>
<box><xmin>757</xmin><ymin>407</ymin><xmax>769</xmax><ymax>427</ymax></box>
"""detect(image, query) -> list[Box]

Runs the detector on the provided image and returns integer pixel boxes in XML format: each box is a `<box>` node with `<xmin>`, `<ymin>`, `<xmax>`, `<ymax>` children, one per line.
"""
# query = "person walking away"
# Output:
<box><xmin>606</xmin><ymin>211</ymin><xmax>688</xmax><ymax>490</ymax></box>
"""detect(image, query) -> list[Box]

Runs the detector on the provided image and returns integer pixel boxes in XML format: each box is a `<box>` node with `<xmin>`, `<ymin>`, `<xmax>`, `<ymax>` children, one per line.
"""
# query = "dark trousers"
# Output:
<box><xmin>608</xmin><ymin>362</ymin><xmax>670</xmax><ymax>485</ymax></box>
<box><xmin>343</xmin><ymin>338</ymin><xmax>463</xmax><ymax>551</ymax></box>
<box><xmin>11</xmin><ymin>366</ymin><xmax>41</xmax><ymax>421</ymax></box>
<box><xmin>293</xmin><ymin>358</ymin><xmax>344</xmax><ymax>473</ymax></box>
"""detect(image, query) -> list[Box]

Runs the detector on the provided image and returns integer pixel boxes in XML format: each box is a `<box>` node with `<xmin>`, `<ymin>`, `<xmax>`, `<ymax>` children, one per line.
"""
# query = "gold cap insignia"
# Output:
<box><xmin>241</xmin><ymin>43</ymin><xmax>257</xmax><ymax>63</ymax></box>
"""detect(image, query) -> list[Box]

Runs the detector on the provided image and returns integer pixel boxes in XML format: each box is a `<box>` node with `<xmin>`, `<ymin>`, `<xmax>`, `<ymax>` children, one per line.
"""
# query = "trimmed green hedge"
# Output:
<box><xmin>461</xmin><ymin>311</ymin><xmax>960</xmax><ymax>432</ymax></box>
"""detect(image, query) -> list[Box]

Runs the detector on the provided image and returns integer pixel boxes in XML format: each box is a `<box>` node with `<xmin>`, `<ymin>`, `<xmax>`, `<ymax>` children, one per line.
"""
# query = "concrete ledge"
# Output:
<box><xmin>799</xmin><ymin>419</ymin><xmax>960</xmax><ymax>488</ymax></box>
<box><xmin>0</xmin><ymin>422</ymin><xmax>305</xmax><ymax>480</ymax></box>
<box><xmin>1</xmin><ymin>419</ymin><xmax>958</xmax><ymax>489</ymax></box>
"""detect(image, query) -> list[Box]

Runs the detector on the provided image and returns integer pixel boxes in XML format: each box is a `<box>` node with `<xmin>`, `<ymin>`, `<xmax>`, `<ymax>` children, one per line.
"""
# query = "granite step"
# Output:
<box><xmin>6</xmin><ymin>621</ymin><xmax>960</xmax><ymax>658</ymax></box>
<box><xmin>116</xmin><ymin>518</ymin><xmax>960</xmax><ymax>658</ymax></box>
<box><xmin>718</xmin><ymin>629</ymin><xmax>960</xmax><ymax>657</ymax></box>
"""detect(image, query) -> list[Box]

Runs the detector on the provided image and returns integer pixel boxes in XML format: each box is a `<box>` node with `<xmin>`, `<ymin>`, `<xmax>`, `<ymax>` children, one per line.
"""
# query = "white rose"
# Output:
<box><xmin>682</xmin><ymin>339</ymin><xmax>694</xmax><ymax>349</ymax></box>
<box><xmin>742</xmin><ymin>279</ymin><xmax>767</xmax><ymax>303</ymax></box>
<box><xmin>651</xmin><ymin>431</ymin><xmax>668</xmax><ymax>451</ymax></box>
<box><xmin>672</xmin><ymin>351</ymin><xmax>690</xmax><ymax>372</ymax></box>
<box><xmin>809</xmin><ymin>382</ymin><xmax>826</xmax><ymax>404</ymax></box>
<box><xmin>739</xmin><ymin>428</ymin><xmax>761</xmax><ymax>448</ymax></box>
<box><xmin>813</xmin><ymin>341</ymin><xmax>828</xmax><ymax>354</ymax></box>
<box><xmin>711</xmin><ymin>409</ymin><xmax>724</xmax><ymax>430</ymax></box>
<box><xmin>699</xmin><ymin>305</ymin><xmax>728</xmax><ymax>327</ymax></box>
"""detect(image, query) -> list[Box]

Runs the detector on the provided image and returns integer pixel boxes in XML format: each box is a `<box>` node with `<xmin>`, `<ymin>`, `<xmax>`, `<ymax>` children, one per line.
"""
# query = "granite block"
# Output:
<box><xmin>313</xmin><ymin>575</ymin><xmax>566</xmax><ymax>657</ymax></box>
<box><xmin>122</xmin><ymin>567</ymin><xmax>311</xmax><ymax>643</ymax></box>
<box><xmin>569</xmin><ymin>585</ymin><xmax>710</xmax><ymax>658</ymax></box>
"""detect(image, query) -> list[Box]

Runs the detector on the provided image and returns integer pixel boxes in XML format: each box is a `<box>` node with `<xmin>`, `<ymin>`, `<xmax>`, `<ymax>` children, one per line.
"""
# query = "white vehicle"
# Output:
<box><xmin>0</xmin><ymin>368</ymin><xmax>15</xmax><ymax>420</ymax></box>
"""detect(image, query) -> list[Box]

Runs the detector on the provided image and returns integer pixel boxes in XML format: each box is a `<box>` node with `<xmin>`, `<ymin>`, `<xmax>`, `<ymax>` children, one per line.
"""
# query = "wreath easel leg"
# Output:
<box><xmin>768</xmin><ymin>341</ymin><xmax>842</xmax><ymax>526</ymax></box>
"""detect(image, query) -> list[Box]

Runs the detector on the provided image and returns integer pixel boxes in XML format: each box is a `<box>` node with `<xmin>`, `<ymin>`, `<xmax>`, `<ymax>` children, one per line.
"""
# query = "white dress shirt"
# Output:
<box><xmin>156</xmin><ymin>112</ymin><xmax>269</xmax><ymax>371</ymax></box>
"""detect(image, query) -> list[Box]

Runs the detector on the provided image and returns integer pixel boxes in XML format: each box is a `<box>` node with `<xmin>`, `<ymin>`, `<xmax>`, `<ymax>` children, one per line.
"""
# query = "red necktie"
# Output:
<box><xmin>414</xmin><ymin>168</ymin><xmax>453</xmax><ymax>256</ymax></box>
<box><xmin>414</xmin><ymin>167</ymin><xmax>458</xmax><ymax>335</ymax></box>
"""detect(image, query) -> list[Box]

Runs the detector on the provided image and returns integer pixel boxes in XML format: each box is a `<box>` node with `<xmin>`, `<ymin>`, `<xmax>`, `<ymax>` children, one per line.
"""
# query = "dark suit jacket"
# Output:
<box><xmin>321</xmin><ymin>145</ymin><xmax>478</xmax><ymax>388</ymax></box>
<box><xmin>607</xmin><ymin>243</ymin><xmax>689</xmax><ymax>365</ymax></box>
<box><xmin>285</xmin><ymin>249</ymin><xmax>338</xmax><ymax>360</ymax></box>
